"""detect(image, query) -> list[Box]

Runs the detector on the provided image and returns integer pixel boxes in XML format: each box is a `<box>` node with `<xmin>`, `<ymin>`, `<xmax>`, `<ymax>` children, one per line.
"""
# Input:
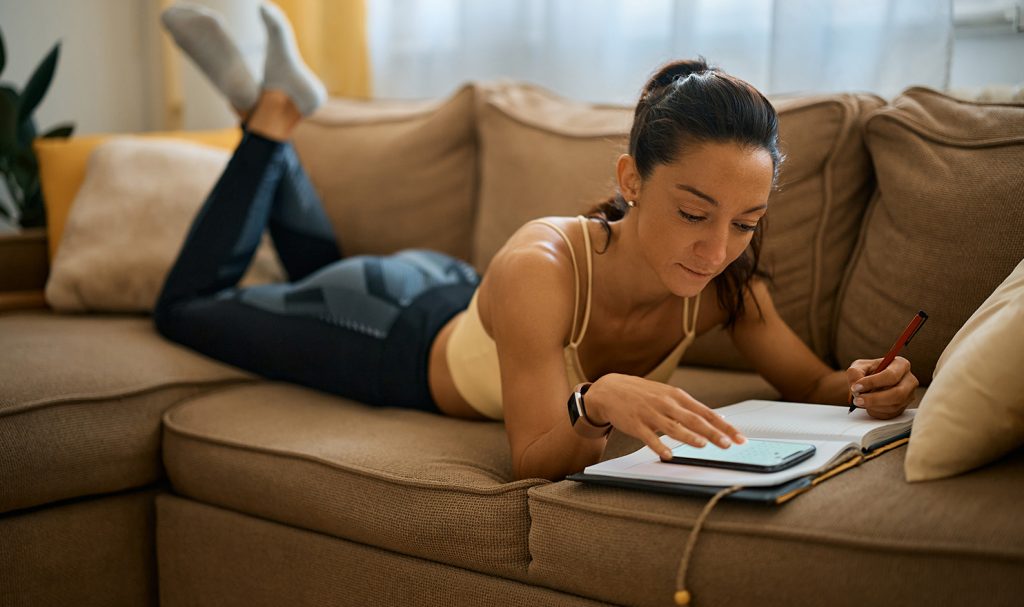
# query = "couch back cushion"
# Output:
<box><xmin>835</xmin><ymin>88</ymin><xmax>1024</xmax><ymax>383</ymax></box>
<box><xmin>686</xmin><ymin>93</ymin><xmax>884</xmax><ymax>368</ymax></box>
<box><xmin>471</xmin><ymin>81</ymin><xmax>632</xmax><ymax>269</ymax></box>
<box><xmin>473</xmin><ymin>82</ymin><xmax>881</xmax><ymax>367</ymax></box>
<box><xmin>291</xmin><ymin>84</ymin><xmax>478</xmax><ymax>261</ymax></box>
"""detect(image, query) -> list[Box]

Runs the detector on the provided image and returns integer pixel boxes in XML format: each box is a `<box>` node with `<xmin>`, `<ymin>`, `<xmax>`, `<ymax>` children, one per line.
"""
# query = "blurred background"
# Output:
<box><xmin>0</xmin><ymin>0</ymin><xmax>1021</xmax><ymax>135</ymax></box>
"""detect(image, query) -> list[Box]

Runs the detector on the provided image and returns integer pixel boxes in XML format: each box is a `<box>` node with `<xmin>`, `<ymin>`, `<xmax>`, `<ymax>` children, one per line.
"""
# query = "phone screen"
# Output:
<box><xmin>669</xmin><ymin>438</ymin><xmax>816</xmax><ymax>473</ymax></box>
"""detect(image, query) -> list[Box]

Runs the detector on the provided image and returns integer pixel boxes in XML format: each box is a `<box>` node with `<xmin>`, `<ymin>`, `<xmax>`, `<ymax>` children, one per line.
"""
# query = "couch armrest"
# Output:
<box><xmin>0</xmin><ymin>290</ymin><xmax>48</xmax><ymax>312</ymax></box>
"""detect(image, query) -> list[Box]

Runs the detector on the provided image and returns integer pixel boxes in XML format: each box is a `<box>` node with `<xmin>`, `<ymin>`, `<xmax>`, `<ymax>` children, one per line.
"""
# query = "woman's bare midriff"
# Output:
<box><xmin>427</xmin><ymin>310</ymin><xmax>490</xmax><ymax>420</ymax></box>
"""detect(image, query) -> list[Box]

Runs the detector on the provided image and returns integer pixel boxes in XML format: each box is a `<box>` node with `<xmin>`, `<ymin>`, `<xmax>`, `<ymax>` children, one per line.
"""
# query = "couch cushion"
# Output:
<box><xmin>0</xmin><ymin>311</ymin><xmax>258</xmax><ymax>514</ymax></box>
<box><xmin>835</xmin><ymin>88</ymin><xmax>1024</xmax><ymax>382</ymax></box>
<box><xmin>161</xmin><ymin>382</ymin><xmax>547</xmax><ymax>581</ymax></box>
<box><xmin>527</xmin><ymin>443</ymin><xmax>1024</xmax><ymax>607</ymax></box>
<box><xmin>291</xmin><ymin>85</ymin><xmax>478</xmax><ymax>262</ymax></box>
<box><xmin>473</xmin><ymin>82</ymin><xmax>881</xmax><ymax>370</ymax></box>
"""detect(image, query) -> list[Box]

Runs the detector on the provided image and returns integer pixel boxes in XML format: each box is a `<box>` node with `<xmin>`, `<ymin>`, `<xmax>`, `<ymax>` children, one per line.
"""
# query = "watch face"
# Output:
<box><xmin>568</xmin><ymin>391</ymin><xmax>584</xmax><ymax>425</ymax></box>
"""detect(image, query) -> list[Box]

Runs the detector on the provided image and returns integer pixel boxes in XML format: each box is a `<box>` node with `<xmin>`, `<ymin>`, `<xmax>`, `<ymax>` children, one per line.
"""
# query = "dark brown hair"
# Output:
<box><xmin>586</xmin><ymin>57</ymin><xmax>782</xmax><ymax>328</ymax></box>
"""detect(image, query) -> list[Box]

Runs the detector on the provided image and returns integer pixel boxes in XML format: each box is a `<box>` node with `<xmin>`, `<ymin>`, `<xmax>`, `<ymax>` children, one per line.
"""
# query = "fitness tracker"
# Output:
<box><xmin>567</xmin><ymin>382</ymin><xmax>612</xmax><ymax>438</ymax></box>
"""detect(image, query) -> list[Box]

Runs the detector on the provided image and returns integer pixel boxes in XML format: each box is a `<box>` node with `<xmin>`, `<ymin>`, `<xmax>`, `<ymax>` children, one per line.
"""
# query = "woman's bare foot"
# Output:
<box><xmin>245</xmin><ymin>90</ymin><xmax>302</xmax><ymax>141</ymax></box>
<box><xmin>234</xmin><ymin>106</ymin><xmax>254</xmax><ymax>125</ymax></box>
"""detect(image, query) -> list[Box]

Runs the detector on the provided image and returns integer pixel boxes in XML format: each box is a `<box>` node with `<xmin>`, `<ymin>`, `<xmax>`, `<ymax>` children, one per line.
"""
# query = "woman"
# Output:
<box><xmin>157</xmin><ymin>3</ymin><xmax>919</xmax><ymax>482</ymax></box>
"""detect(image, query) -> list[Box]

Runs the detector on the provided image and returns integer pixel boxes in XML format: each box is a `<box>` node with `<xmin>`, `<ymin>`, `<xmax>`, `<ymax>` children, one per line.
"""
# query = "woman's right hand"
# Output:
<box><xmin>585</xmin><ymin>373</ymin><xmax>747</xmax><ymax>460</ymax></box>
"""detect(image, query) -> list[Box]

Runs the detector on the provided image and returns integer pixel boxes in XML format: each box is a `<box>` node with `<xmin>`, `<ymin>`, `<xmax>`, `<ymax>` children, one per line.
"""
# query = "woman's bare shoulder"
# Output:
<box><xmin>489</xmin><ymin>215</ymin><xmax>582</xmax><ymax>266</ymax></box>
<box><xmin>511</xmin><ymin>215</ymin><xmax>581</xmax><ymax>243</ymax></box>
<box><xmin>478</xmin><ymin>216</ymin><xmax>580</xmax><ymax>333</ymax></box>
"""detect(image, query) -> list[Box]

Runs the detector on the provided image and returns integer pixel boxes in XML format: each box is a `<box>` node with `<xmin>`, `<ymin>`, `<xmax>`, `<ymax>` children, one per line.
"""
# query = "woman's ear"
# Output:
<box><xmin>616</xmin><ymin>154</ymin><xmax>641</xmax><ymax>200</ymax></box>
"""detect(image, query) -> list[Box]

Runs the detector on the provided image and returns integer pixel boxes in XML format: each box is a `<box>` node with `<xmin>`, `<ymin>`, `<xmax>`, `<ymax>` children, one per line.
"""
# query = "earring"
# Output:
<box><xmin>626</xmin><ymin>199</ymin><xmax>636</xmax><ymax>208</ymax></box>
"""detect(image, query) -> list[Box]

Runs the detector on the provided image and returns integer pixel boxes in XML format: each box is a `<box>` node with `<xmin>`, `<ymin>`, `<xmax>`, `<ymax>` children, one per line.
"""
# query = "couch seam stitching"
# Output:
<box><xmin>0</xmin><ymin>377</ymin><xmax>260</xmax><ymax>417</ymax></box>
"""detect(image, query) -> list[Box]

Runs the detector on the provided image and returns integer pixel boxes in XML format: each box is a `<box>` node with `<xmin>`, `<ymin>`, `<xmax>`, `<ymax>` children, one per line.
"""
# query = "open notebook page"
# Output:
<box><xmin>718</xmin><ymin>400</ymin><xmax>915</xmax><ymax>448</ymax></box>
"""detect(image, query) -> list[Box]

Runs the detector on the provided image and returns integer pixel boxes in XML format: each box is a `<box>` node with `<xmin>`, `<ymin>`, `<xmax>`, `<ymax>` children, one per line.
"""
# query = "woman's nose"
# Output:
<box><xmin>693</xmin><ymin>227</ymin><xmax>729</xmax><ymax>268</ymax></box>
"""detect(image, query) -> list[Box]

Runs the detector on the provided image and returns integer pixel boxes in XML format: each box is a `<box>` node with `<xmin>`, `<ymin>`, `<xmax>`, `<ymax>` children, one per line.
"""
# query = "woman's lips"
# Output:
<box><xmin>678</xmin><ymin>263</ymin><xmax>714</xmax><ymax>278</ymax></box>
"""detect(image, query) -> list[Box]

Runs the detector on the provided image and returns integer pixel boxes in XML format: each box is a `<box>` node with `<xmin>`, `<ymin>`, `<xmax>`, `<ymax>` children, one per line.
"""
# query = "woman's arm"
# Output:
<box><xmin>729</xmin><ymin>280</ymin><xmax>918</xmax><ymax>417</ymax></box>
<box><xmin>487</xmin><ymin>245</ymin><xmax>608</xmax><ymax>481</ymax></box>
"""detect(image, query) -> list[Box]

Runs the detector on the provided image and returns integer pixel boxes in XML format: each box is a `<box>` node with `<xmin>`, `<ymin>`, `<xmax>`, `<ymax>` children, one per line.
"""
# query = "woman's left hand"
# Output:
<box><xmin>846</xmin><ymin>356</ymin><xmax>919</xmax><ymax>419</ymax></box>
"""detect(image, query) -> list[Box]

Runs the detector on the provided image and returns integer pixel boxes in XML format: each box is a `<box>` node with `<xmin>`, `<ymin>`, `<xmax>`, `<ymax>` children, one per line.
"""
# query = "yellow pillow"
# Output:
<box><xmin>34</xmin><ymin>128</ymin><xmax>241</xmax><ymax>262</ymax></box>
<box><xmin>905</xmin><ymin>258</ymin><xmax>1024</xmax><ymax>481</ymax></box>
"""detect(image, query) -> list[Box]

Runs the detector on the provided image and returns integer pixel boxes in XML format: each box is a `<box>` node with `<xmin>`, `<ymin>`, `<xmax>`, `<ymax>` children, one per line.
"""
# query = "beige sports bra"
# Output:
<box><xmin>445</xmin><ymin>215</ymin><xmax>701</xmax><ymax>420</ymax></box>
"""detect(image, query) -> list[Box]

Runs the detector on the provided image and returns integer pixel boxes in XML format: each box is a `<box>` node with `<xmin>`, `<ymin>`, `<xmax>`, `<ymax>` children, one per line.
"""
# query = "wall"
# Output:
<box><xmin>0</xmin><ymin>0</ymin><xmax>153</xmax><ymax>135</ymax></box>
<box><xmin>0</xmin><ymin>0</ymin><xmax>263</xmax><ymax>135</ymax></box>
<box><xmin>0</xmin><ymin>0</ymin><xmax>1021</xmax><ymax>136</ymax></box>
<box><xmin>951</xmin><ymin>29</ymin><xmax>1024</xmax><ymax>88</ymax></box>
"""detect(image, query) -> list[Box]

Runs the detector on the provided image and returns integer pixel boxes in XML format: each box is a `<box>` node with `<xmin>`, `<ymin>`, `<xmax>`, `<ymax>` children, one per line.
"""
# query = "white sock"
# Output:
<box><xmin>260</xmin><ymin>1</ymin><xmax>327</xmax><ymax>116</ymax></box>
<box><xmin>161</xmin><ymin>3</ymin><xmax>260</xmax><ymax>113</ymax></box>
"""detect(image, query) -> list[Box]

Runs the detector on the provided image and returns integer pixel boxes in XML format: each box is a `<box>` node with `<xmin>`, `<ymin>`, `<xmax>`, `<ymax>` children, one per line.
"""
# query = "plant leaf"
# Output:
<box><xmin>17</xmin><ymin>41</ymin><xmax>60</xmax><ymax>123</ymax></box>
<box><xmin>20</xmin><ymin>188</ymin><xmax>45</xmax><ymax>227</ymax></box>
<box><xmin>16</xmin><ymin>115</ymin><xmax>36</xmax><ymax>149</ymax></box>
<box><xmin>0</xmin><ymin>87</ymin><xmax>17</xmax><ymax>154</ymax></box>
<box><xmin>11</xmin><ymin>157</ymin><xmax>32</xmax><ymax>189</ymax></box>
<box><xmin>42</xmin><ymin>122</ymin><xmax>74</xmax><ymax>138</ymax></box>
<box><xmin>14</xmin><ymin>147</ymin><xmax>37</xmax><ymax>173</ymax></box>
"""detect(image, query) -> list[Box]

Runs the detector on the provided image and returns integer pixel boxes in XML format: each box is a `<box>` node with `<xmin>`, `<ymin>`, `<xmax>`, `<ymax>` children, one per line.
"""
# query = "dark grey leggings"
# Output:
<box><xmin>153</xmin><ymin>129</ymin><xmax>479</xmax><ymax>411</ymax></box>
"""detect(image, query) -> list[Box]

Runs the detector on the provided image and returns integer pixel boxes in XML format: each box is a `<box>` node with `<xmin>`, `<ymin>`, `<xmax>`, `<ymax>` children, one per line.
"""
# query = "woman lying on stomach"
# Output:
<box><xmin>155</xmin><ymin>3</ymin><xmax>919</xmax><ymax>482</ymax></box>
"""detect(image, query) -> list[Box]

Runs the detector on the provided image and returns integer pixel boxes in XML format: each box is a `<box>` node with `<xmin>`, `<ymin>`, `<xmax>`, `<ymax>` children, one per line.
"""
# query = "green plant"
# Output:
<box><xmin>0</xmin><ymin>25</ymin><xmax>75</xmax><ymax>229</ymax></box>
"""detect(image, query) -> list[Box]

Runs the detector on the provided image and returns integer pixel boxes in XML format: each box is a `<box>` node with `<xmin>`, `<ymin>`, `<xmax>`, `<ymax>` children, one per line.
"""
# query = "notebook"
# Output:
<box><xmin>567</xmin><ymin>399</ymin><xmax>915</xmax><ymax>504</ymax></box>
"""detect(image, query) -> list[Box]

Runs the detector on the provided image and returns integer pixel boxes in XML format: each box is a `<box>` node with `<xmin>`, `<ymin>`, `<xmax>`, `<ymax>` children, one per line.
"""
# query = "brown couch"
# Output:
<box><xmin>3</xmin><ymin>82</ymin><xmax>1023</xmax><ymax>607</ymax></box>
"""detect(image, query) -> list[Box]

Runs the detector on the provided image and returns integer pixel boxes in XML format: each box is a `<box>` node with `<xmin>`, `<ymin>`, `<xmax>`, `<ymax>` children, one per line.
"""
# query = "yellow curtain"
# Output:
<box><xmin>275</xmin><ymin>0</ymin><xmax>372</xmax><ymax>99</ymax></box>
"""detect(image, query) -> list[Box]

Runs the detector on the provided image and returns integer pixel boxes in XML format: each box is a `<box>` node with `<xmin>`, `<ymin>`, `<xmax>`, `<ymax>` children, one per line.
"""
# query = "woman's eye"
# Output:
<box><xmin>678</xmin><ymin>211</ymin><xmax>705</xmax><ymax>223</ymax></box>
<box><xmin>734</xmin><ymin>223</ymin><xmax>758</xmax><ymax>233</ymax></box>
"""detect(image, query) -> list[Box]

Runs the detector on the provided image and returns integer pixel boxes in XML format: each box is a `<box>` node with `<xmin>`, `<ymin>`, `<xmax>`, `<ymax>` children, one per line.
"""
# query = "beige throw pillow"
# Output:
<box><xmin>905</xmin><ymin>258</ymin><xmax>1024</xmax><ymax>482</ymax></box>
<box><xmin>45</xmin><ymin>137</ymin><xmax>284</xmax><ymax>312</ymax></box>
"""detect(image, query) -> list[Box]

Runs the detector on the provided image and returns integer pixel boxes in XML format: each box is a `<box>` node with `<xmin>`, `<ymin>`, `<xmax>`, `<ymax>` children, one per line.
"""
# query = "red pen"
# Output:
<box><xmin>848</xmin><ymin>310</ymin><xmax>928</xmax><ymax>413</ymax></box>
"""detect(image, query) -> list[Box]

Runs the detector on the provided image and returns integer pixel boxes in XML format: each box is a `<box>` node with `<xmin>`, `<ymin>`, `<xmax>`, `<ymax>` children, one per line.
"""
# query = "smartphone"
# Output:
<box><xmin>668</xmin><ymin>438</ymin><xmax>816</xmax><ymax>473</ymax></box>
